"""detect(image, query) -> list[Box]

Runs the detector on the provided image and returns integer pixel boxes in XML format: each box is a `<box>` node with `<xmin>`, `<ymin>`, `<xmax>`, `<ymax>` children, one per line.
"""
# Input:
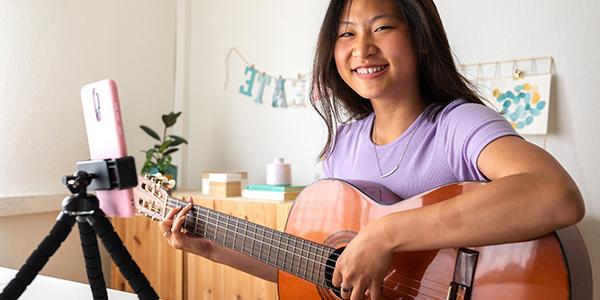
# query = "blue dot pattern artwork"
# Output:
<box><xmin>493</xmin><ymin>83</ymin><xmax>547</xmax><ymax>130</ymax></box>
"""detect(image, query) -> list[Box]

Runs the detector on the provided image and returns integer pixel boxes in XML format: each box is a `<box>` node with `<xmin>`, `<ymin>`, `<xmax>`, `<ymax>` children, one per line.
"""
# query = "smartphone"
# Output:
<box><xmin>81</xmin><ymin>79</ymin><xmax>135</xmax><ymax>217</ymax></box>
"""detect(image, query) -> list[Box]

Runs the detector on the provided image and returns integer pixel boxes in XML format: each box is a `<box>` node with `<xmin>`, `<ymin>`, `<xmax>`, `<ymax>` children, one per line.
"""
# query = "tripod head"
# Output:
<box><xmin>63</xmin><ymin>170</ymin><xmax>94</xmax><ymax>195</ymax></box>
<box><xmin>61</xmin><ymin>156</ymin><xmax>137</xmax><ymax>216</ymax></box>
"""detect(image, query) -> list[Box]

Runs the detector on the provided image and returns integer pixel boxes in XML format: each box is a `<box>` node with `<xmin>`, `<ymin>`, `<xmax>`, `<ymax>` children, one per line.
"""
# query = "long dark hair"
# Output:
<box><xmin>311</xmin><ymin>0</ymin><xmax>484</xmax><ymax>160</ymax></box>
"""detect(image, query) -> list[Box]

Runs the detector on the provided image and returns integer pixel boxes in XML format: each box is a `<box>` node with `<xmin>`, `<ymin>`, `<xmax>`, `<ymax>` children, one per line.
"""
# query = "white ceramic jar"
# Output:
<box><xmin>266</xmin><ymin>157</ymin><xmax>291</xmax><ymax>185</ymax></box>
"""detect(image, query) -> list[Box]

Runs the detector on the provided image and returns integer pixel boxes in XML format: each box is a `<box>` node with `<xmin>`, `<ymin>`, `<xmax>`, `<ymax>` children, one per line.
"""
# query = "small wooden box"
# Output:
<box><xmin>209</xmin><ymin>181</ymin><xmax>242</xmax><ymax>197</ymax></box>
<box><xmin>202</xmin><ymin>171</ymin><xmax>247</xmax><ymax>197</ymax></box>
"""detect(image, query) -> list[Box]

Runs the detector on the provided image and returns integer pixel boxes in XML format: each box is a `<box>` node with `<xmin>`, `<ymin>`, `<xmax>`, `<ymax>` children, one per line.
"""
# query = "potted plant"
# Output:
<box><xmin>140</xmin><ymin>111</ymin><xmax>187</xmax><ymax>187</ymax></box>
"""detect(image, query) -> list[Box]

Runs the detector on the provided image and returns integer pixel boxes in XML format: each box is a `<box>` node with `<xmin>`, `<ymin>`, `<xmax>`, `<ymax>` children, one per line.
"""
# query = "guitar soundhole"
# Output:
<box><xmin>324</xmin><ymin>247</ymin><xmax>345</xmax><ymax>298</ymax></box>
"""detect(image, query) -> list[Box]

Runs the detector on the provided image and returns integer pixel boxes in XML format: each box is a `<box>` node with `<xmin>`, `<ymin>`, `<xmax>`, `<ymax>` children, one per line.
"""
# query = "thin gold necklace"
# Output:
<box><xmin>372</xmin><ymin>121</ymin><xmax>418</xmax><ymax>178</ymax></box>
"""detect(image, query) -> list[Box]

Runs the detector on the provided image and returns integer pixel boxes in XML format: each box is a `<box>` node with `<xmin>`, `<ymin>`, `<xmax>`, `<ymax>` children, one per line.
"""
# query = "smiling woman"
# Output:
<box><xmin>157</xmin><ymin>0</ymin><xmax>587</xmax><ymax>299</ymax></box>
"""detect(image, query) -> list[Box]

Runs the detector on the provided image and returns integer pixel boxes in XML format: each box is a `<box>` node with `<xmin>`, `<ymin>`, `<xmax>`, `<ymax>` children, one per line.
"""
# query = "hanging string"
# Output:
<box><xmin>223</xmin><ymin>47</ymin><xmax>311</xmax><ymax>92</ymax></box>
<box><xmin>460</xmin><ymin>56</ymin><xmax>553</xmax><ymax>80</ymax></box>
<box><xmin>223</xmin><ymin>47</ymin><xmax>252</xmax><ymax>91</ymax></box>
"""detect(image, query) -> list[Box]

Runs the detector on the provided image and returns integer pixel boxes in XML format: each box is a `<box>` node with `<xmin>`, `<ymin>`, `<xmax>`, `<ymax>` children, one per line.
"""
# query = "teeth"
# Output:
<box><xmin>356</xmin><ymin>66</ymin><xmax>386</xmax><ymax>74</ymax></box>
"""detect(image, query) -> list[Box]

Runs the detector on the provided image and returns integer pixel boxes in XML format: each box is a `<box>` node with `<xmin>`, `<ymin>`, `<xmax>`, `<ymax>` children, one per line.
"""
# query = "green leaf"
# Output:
<box><xmin>162</xmin><ymin>113</ymin><xmax>175</xmax><ymax>128</ymax></box>
<box><xmin>163</xmin><ymin>148</ymin><xmax>179</xmax><ymax>156</ymax></box>
<box><xmin>158</xmin><ymin>140</ymin><xmax>173</xmax><ymax>152</ymax></box>
<box><xmin>168</xmin><ymin>135</ymin><xmax>188</xmax><ymax>146</ymax></box>
<box><xmin>140</xmin><ymin>125</ymin><xmax>161</xmax><ymax>141</ymax></box>
<box><xmin>145</xmin><ymin>149</ymin><xmax>156</xmax><ymax>161</ymax></box>
<box><xmin>162</xmin><ymin>111</ymin><xmax>182</xmax><ymax>128</ymax></box>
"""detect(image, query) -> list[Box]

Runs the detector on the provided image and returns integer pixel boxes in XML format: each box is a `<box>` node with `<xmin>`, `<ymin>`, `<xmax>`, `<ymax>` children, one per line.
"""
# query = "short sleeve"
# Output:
<box><xmin>319</xmin><ymin>123</ymin><xmax>350</xmax><ymax>179</ymax></box>
<box><xmin>321</xmin><ymin>155</ymin><xmax>332</xmax><ymax>178</ymax></box>
<box><xmin>439</xmin><ymin>102</ymin><xmax>520</xmax><ymax>181</ymax></box>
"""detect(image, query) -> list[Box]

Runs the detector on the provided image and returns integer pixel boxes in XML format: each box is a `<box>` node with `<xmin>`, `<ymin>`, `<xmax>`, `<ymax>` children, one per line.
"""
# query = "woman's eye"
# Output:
<box><xmin>338</xmin><ymin>32</ymin><xmax>354</xmax><ymax>38</ymax></box>
<box><xmin>374</xmin><ymin>26</ymin><xmax>392</xmax><ymax>32</ymax></box>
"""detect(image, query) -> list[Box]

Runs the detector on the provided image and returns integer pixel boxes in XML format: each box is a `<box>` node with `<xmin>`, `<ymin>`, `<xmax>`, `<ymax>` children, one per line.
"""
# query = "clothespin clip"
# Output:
<box><xmin>513</xmin><ymin>69</ymin><xmax>524</xmax><ymax>80</ymax></box>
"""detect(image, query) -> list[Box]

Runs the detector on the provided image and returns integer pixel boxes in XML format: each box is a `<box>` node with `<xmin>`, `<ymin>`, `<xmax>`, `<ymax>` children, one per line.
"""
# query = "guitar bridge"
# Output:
<box><xmin>447</xmin><ymin>248</ymin><xmax>479</xmax><ymax>300</ymax></box>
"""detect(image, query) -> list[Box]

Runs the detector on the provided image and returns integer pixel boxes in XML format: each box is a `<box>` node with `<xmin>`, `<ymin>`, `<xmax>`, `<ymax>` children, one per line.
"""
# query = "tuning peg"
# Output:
<box><xmin>166</xmin><ymin>179</ymin><xmax>176</xmax><ymax>190</ymax></box>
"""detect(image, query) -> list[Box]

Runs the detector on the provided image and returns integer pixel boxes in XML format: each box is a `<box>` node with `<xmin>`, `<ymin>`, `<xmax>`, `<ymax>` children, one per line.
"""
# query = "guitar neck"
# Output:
<box><xmin>165</xmin><ymin>197</ymin><xmax>333</xmax><ymax>287</ymax></box>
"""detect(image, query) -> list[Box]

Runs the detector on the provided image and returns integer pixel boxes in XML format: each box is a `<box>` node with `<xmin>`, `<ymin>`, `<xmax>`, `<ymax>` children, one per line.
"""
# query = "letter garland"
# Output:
<box><xmin>224</xmin><ymin>47</ymin><xmax>310</xmax><ymax>108</ymax></box>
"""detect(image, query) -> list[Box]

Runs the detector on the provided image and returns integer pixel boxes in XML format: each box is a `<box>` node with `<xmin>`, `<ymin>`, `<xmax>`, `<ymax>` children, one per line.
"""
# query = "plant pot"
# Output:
<box><xmin>149</xmin><ymin>165</ymin><xmax>178</xmax><ymax>190</ymax></box>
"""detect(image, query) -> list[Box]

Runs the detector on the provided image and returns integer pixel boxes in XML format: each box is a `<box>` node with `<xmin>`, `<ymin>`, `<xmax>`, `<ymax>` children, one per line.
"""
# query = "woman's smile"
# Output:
<box><xmin>353</xmin><ymin>64</ymin><xmax>389</xmax><ymax>78</ymax></box>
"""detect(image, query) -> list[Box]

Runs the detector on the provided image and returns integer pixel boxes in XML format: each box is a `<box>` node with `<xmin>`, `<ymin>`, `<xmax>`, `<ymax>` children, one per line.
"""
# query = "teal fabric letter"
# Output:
<box><xmin>272</xmin><ymin>77</ymin><xmax>287</xmax><ymax>108</ymax></box>
<box><xmin>254</xmin><ymin>73</ymin><xmax>272</xmax><ymax>104</ymax></box>
<box><xmin>239</xmin><ymin>66</ymin><xmax>257</xmax><ymax>97</ymax></box>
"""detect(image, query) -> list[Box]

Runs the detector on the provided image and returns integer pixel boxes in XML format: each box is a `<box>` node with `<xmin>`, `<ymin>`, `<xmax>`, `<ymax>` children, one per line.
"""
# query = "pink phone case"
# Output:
<box><xmin>81</xmin><ymin>79</ymin><xmax>135</xmax><ymax>217</ymax></box>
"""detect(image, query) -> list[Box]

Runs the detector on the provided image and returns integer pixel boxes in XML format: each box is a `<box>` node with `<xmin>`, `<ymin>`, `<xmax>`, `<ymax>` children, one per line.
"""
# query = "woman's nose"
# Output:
<box><xmin>352</xmin><ymin>37</ymin><xmax>377</xmax><ymax>59</ymax></box>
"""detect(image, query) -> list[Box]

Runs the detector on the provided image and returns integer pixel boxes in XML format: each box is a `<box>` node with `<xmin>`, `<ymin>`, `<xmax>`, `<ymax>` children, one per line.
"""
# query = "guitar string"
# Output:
<box><xmin>163</xmin><ymin>200</ymin><xmax>451</xmax><ymax>297</ymax></box>
<box><xmin>163</xmin><ymin>196</ymin><xmax>450</xmax><ymax>291</ymax></box>
<box><xmin>197</xmin><ymin>216</ymin><xmax>450</xmax><ymax>300</ymax></box>
<box><xmin>165</xmin><ymin>198</ymin><xmax>451</xmax><ymax>293</ymax></box>
<box><xmin>183</xmin><ymin>208</ymin><xmax>447</xmax><ymax>300</ymax></box>
<box><xmin>160</xmin><ymin>201</ymin><xmax>456</xmax><ymax>299</ymax></box>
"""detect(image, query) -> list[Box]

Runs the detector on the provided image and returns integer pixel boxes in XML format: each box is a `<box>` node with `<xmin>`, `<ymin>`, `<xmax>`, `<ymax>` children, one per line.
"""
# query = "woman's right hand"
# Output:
<box><xmin>159</xmin><ymin>197</ymin><xmax>222</xmax><ymax>262</ymax></box>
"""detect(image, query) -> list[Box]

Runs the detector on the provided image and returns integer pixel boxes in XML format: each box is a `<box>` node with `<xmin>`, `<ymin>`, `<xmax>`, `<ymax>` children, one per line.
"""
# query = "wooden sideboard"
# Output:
<box><xmin>110</xmin><ymin>191</ymin><xmax>293</xmax><ymax>300</ymax></box>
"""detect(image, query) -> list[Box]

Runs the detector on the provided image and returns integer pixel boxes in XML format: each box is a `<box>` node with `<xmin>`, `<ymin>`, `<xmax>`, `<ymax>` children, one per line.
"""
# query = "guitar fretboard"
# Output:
<box><xmin>166</xmin><ymin>198</ymin><xmax>334</xmax><ymax>287</ymax></box>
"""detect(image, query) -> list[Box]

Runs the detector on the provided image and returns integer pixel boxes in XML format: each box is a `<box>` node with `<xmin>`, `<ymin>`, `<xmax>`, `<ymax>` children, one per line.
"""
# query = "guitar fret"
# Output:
<box><xmin>182</xmin><ymin>205</ymin><xmax>187</xmax><ymax>228</ymax></box>
<box><xmin>283</xmin><ymin>235</ymin><xmax>292</xmax><ymax>273</ymax></box>
<box><xmin>214</xmin><ymin>212</ymin><xmax>219</xmax><ymax>243</ymax></box>
<box><xmin>296</xmin><ymin>238</ymin><xmax>302</xmax><ymax>279</ymax></box>
<box><xmin>301</xmin><ymin>241</ymin><xmax>308</xmax><ymax>280</ymax></box>
<box><xmin>292</xmin><ymin>237</ymin><xmax>299</xmax><ymax>277</ymax></box>
<box><xmin>222</xmin><ymin>214</ymin><xmax>229</xmax><ymax>246</ymax></box>
<box><xmin>258</xmin><ymin>226</ymin><xmax>265</xmax><ymax>262</ymax></box>
<box><xmin>310</xmin><ymin>244</ymin><xmax>317</xmax><ymax>284</ymax></box>
<box><xmin>193</xmin><ymin>206</ymin><xmax>199</xmax><ymax>236</ymax></box>
<box><xmin>265</xmin><ymin>229</ymin><xmax>273</xmax><ymax>265</ymax></box>
<box><xmin>320</xmin><ymin>246</ymin><xmax>328</xmax><ymax>286</ymax></box>
<box><xmin>203</xmin><ymin>209</ymin><xmax>209</xmax><ymax>238</ymax></box>
<box><xmin>314</xmin><ymin>245</ymin><xmax>321</xmax><ymax>285</ymax></box>
<box><xmin>232</xmin><ymin>217</ymin><xmax>237</xmax><ymax>251</ymax></box>
<box><xmin>303</xmin><ymin>241</ymin><xmax>310</xmax><ymax>282</ymax></box>
<box><xmin>275</xmin><ymin>232</ymin><xmax>282</xmax><ymax>269</ymax></box>
<box><xmin>251</xmin><ymin>224</ymin><xmax>257</xmax><ymax>258</ymax></box>
<box><xmin>240</xmin><ymin>220</ymin><xmax>246</xmax><ymax>255</ymax></box>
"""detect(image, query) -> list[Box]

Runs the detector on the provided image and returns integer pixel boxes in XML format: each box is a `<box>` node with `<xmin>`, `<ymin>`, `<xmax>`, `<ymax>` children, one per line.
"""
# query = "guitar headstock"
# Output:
<box><xmin>134</xmin><ymin>174</ymin><xmax>176</xmax><ymax>221</ymax></box>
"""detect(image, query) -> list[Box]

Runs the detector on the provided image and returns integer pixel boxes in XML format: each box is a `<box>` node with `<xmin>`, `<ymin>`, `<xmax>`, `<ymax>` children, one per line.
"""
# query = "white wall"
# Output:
<box><xmin>181</xmin><ymin>0</ymin><xmax>600</xmax><ymax>294</ymax></box>
<box><xmin>0</xmin><ymin>0</ymin><xmax>176</xmax><ymax>283</ymax></box>
<box><xmin>436</xmin><ymin>0</ymin><xmax>600</xmax><ymax>293</ymax></box>
<box><xmin>180</xmin><ymin>0</ymin><xmax>330</xmax><ymax>189</ymax></box>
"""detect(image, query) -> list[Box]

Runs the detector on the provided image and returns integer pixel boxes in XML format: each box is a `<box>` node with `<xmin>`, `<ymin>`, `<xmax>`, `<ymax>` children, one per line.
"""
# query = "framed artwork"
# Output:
<box><xmin>482</xmin><ymin>74</ymin><xmax>552</xmax><ymax>135</ymax></box>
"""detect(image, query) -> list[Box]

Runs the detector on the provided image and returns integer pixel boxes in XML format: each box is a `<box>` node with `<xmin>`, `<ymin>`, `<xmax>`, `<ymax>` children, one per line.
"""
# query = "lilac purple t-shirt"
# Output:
<box><xmin>321</xmin><ymin>99</ymin><xmax>519</xmax><ymax>200</ymax></box>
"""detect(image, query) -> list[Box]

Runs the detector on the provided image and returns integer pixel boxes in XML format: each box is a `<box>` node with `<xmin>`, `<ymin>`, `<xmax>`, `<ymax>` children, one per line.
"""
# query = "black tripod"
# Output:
<box><xmin>0</xmin><ymin>157</ymin><xmax>158</xmax><ymax>300</ymax></box>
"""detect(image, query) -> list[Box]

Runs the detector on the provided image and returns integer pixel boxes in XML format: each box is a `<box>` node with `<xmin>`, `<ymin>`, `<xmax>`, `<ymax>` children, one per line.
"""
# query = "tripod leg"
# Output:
<box><xmin>77</xmin><ymin>219</ymin><xmax>108</xmax><ymax>300</ymax></box>
<box><xmin>85</xmin><ymin>210</ymin><xmax>159</xmax><ymax>300</ymax></box>
<box><xmin>0</xmin><ymin>212</ymin><xmax>76</xmax><ymax>300</ymax></box>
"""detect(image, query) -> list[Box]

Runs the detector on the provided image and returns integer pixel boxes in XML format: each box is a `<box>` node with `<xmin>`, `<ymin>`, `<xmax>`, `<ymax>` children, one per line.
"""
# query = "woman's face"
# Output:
<box><xmin>333</xmin><ymin>0</ymin><xmax>419</xmax><ymax>102</ymax></box>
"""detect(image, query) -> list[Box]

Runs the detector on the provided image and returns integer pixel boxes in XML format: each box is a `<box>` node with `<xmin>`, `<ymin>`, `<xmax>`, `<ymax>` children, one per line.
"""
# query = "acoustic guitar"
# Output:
<box><xmin>134</xmin><ymin>175</ymin><xmax>592</xmax><ymax>300</ymax></box>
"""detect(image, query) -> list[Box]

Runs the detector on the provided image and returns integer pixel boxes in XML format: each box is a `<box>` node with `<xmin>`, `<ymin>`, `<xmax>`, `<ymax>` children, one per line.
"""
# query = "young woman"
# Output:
<box><xmin>160</xmin><ymin>0</ymin><xmax>585</xmax><ymax>299</ymax></box>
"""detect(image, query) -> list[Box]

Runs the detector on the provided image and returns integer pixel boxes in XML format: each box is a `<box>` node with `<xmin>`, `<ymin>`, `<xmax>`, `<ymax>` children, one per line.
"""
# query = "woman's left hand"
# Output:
<box><xmin>332</xmin><ymin>223</ymin><xmax>394</xmax><ymax>300</ymax></box>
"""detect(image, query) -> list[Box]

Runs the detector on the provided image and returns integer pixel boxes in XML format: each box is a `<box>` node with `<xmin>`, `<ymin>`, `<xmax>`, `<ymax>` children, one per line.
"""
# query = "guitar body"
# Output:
<box><xmin>278</xmin><ymin>179</ymin><xmax>592</xmax><ymax>300</ymax></box>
